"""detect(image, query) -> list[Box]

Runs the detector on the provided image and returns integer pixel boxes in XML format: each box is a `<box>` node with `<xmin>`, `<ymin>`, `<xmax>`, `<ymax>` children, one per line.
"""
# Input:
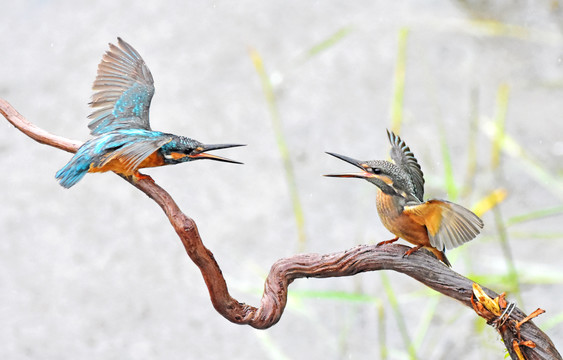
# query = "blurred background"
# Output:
<box><xmin>1</xmin><ymin>1</ymin><xmax>563</xmax><ymax>359</ymax></box>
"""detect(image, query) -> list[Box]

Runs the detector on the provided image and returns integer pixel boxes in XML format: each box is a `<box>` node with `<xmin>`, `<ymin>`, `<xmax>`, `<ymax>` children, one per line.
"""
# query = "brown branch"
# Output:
<box><xmin>0</xmin><ymin>99</ymin><xmax>82</xmax><ymax>153</ymax></box>
<box><xmin>2</xmin><ymin>97</ymin><xmax>560</xmax><ymax>360</ymax></box>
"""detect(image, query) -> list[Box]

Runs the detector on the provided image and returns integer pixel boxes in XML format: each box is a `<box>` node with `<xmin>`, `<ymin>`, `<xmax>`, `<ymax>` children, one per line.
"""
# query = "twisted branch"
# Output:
<box><xmin>2</xmin><ymin>98</ymin><xmax>560</xmax><ymax>360</ymax></box>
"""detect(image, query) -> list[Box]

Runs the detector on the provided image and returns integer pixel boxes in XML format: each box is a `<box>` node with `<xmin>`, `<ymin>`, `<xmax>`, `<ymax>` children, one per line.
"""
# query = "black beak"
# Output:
<box><xmin>188</xmin><ymin>144</ymin><xmax>245</xmax><ymax>164</ymax></box>
<box><xmin>324</xmin><ymin>152</ymin><xmax>374</xmax><ymax>179</ymax></box>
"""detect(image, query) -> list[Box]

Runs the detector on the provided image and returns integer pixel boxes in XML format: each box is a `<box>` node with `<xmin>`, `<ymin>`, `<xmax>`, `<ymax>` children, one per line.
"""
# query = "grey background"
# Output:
<box><xmin>1</xmin><ymin>1</ymin><xmax>562</xmax><ymax>359</ymax></box>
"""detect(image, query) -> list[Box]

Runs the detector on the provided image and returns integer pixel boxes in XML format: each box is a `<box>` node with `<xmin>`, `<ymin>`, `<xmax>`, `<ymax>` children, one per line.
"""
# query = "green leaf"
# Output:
<box><xmin>482</xmin><ymin>121</ymin><xmax>563</xmax><ymax>200</ymax></box>
<box><xmin>507</xmin><ymin>205</ymin><xmax>563</xmax><ymax>226</ymax></box>
<box><xmin>298</xmin><ymin>26</ymin><xmax>354</xmax><ymax>63</ymax></box>
<box><xmin>288</xmin><ymin>289</ymin><xmax>381</xmax><ymax>303</ymax></box>
<box><xmin>539</xmin><ymin>311</ymin><xmax>563</xmax><ymax>331</ymax></box>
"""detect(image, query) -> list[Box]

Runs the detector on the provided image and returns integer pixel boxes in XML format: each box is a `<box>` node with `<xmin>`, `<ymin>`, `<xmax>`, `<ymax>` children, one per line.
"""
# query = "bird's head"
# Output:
<box><xmin>324</xmin><ymin>152</ymin><xmax>412</xmax><ymax>198</ymax></box>
<box><xmin>161</xmin><ymin>136</ymin><xmax>244</xmax><ymax>165</ymax></box>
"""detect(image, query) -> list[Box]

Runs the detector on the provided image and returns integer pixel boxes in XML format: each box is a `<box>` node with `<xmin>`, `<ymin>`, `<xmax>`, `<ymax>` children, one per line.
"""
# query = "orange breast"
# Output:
<box><xmin>376</xmin><ymin>189</ymin><xmax>431</xmax><ymax>247</ymax></box>
<box><xmin>137</xmin><ymin>151</ymin><xmax>167</xmax><ymax>169</ymax></box>
<box><xmin>89</xmin><ymin>151</ymin><xmax>166</xmax><ymax>175</ymax></box>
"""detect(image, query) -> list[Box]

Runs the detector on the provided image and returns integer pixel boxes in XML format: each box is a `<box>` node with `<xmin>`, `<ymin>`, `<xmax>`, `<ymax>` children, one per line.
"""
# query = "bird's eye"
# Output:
<box><xmin>372</xmin><ymin>167</ymin><xmax>381</xmax><ymax>174</ymax></box>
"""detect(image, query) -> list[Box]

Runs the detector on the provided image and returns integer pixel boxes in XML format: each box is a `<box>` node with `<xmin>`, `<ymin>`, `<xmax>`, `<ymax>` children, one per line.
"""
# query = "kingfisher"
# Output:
<box><xmin>56</xmin><ymin>38</ymin><xmax>243</xmax><ymax>188</ymax></box>
<box><xmin>325</xmin><ymin>130</ymin><xmax>483</xmax><ymax>266</ymax></box>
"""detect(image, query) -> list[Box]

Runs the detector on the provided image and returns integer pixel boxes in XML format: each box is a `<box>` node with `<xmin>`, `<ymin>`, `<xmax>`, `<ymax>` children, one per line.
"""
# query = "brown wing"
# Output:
<box><xmin>404</xmin><ymin>199</ymin><xmax>483</xmax><ymax>251</ymax></box>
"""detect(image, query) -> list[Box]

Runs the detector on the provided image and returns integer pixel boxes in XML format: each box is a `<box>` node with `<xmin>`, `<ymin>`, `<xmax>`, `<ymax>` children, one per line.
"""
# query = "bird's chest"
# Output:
<box><xmin>137</xmin><ymin>151</ymin><xmax>167</xmax><ymax>169</ymax></box>
<box><xmin>375</xmin><ymin>190</ymin><xmax>403</xmax><ymax>222</ymax></box>
<box><xmin>376</xmin><ymin>190</ymin><xmax>428</xmax><ymax>242</ymax></box>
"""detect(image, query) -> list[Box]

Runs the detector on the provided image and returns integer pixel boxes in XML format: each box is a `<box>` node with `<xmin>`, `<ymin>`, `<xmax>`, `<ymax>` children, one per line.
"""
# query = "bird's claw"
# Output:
<box><xmin>376</xmin><ymin>236</ymin><xmax>399</xmax><ymax>247</ymax></box>
<box><xmin>402</xmin><ymin>244</ymin><xmax>423</xmax><ymax>258</ymax></box>
<box><xmin>131</xmin><ymin>171</ymin><xmax>154</xmax><ymax>183</ymax></box>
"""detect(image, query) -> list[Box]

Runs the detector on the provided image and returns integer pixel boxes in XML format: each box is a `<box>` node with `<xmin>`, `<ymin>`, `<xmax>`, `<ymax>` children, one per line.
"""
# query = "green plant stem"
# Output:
<box><xmin>491</xmin><ymin>84</ymin><xmax>510</xmax><ymax>169</ymax></box>
<box><xmin>377</xmin><ymin>299</ymin><xmax>388</xmax><ymax>359</ymax></box>
<box><xmin>462</xmin><ymin>87</ymin><xmax>479</xmax><ymax>197</ymax></box>
<box><xmin>439</xmin><ymin>126</ymin><xmax>458</xmax><ymax>201</ymax></box>
<box><xmin>493</xmin><ymin>206</ymin><xmax>523</xmax><ymax>306</ymax></box>
<box><xmin>381</xmin><ymin>273</ymin><xmax>417</xmax><ymax>359</ymax></box>
<box><xmin>250</xmin><ymin>49</ymin><xmax>307</xmax><ymax>252</ymax></box>
<box><xmin>390</xmin><ymin>27</ymin><xmax>409</xmax><ymax>134</ymax></box>
<box><xmin>297</xmin><ymin>26</ymin><xmax>354</xmax><ymax>64</ymax></box>
<box><xmin>507</xmin><ymin>205</ymin><xmax>563</xmax><ymax>226</ymax></box>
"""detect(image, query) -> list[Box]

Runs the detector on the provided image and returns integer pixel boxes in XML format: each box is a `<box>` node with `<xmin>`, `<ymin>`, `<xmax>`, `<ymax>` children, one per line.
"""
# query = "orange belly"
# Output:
<box><xmin>375</xmin><ymin>189</ymin><xmax>431</xmax><ymax>248</ymax></box>
<box><xmin>376</xmin><ymin>190</ymin><xmax>451</xmax><ymax>265</ymax></box>
<box><xmin>89</xmin><ymin>151</ymin><xmax>166</xmax><ymax>175</ymax></box>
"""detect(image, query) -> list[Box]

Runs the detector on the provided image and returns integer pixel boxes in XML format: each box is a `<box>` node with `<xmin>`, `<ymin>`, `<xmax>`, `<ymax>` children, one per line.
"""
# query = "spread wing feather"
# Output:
<box><xmin>87</xmin><ymin>38</ymin><xmax>155</xmax><ymax>135</ymax></box>
<box><xmin>404</xmin><ymin>199</ymin><xmax>483</xmax><ymax>251</ymax></box>
<box><xmin>387</xmin><ymin>130</ymin><xmax>425</xmax><ymax>201</ymax></box>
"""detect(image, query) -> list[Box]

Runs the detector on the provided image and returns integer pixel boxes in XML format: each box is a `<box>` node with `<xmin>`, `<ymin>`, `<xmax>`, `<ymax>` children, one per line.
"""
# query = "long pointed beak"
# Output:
<box><xmin>188</xmin><ymin>143</ymin><xmax>245</xmax><ymax>164</ymax></box>
<box><xmin>324</xmin><ymin>151</ymin><xmax>374</xmax><ymax>179</ymax></box>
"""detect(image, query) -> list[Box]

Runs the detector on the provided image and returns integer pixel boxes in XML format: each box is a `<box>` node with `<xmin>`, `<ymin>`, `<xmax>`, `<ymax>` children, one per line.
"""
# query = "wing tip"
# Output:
<box><xmin>427</xmin><ymin>200</ymin><xmax>485</xmax><ymax>251</ymax></box>
<box><xmin>386</xmin><ymin>128</ymin><xmax>398</xmax><ymax>145</ymax></box>
<box><xmin>87</xmin><ymin>38</ymin><xmax>154</xmax><ymax>135</ymax></box>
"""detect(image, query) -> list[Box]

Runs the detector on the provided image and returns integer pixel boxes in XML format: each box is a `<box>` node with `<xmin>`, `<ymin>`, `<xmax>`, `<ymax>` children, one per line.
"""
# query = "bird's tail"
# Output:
<box><xmin>427</xmin><ymin>247</ymin><xmax>452</xmax><ymax>267</ymax></box>
<box><xmin>55</xmin><ymin>154</ymin><xmax>91</xmax><ymax>188</ymax></box>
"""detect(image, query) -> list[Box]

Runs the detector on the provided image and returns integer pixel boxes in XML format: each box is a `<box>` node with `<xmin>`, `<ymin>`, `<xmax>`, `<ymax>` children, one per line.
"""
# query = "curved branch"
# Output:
<box><xmin>0</xmin><ymin>99</ymin><xmax>82</xmax><ymax>153</ymax></box>
<box><xmin>1</xmin><ymin>98</ymin><xmax>560</xmax><ymax>360</ymax></box>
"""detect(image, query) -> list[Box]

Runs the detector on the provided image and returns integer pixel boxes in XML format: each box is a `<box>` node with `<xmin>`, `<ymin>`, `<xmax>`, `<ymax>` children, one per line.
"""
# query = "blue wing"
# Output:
<box><xmin>93</xmin><ymin>131</ymin><xmax>172</xmax><ymax>171</ymax></box>
<box><xmin>87</xmin><ymin>38</ymin><xmax>155</xmax><ymax>135</ymax></box>
<box><xmin>55</xmin><ymin>130</ymin><xmax>172</xmax><ymax>188</ymax></box>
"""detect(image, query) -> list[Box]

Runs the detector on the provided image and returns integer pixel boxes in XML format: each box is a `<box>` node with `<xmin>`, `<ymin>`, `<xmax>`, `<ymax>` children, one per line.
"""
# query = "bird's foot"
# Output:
<box><xmin>376</xmin><ymin>236</ymin><xmax>399</xmax><ymax>247</ymax></box>
<box><xmin>132</xmin><ymin>171</ymin><xmax>154</xmax><ymax>183</ymax></box>
<box><xmin>402</xmin><ymin>244</ymin><xmax>423</xmax><ymax>258</ymax></box>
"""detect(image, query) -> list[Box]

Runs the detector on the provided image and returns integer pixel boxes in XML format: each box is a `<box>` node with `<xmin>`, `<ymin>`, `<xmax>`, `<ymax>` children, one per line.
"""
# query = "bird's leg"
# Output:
<box><xmin>402</xmin><ymin>244</ymin><xmax>423</xmax><ymax>258</ymax></box>
<box><xmin>131</xmin><ymin>171</ymin><xmax>154</xmax><ymax>183</ymax></box>
<box><xmin>376</xmin><ymin>236</ymin><xmax>399</xmax><ymax>247</ymax></box>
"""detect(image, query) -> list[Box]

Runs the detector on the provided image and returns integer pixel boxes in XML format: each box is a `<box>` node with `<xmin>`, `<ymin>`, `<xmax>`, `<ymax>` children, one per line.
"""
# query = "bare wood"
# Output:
<box><xmin>1</xmin><ymin>98</ymin><xmax>560</xmax><ymax>360</ymax></box>
<box><xmin>0</xmin><ymin>98</ymin><xmax>82</xmax><ymax>153</ymax></box>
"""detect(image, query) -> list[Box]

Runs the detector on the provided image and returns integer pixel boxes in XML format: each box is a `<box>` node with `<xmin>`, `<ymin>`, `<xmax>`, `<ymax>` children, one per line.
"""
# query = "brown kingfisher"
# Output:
<box><xmin>56</xmin><ymin>37</ymin><xmax>243</xmax><ymax>188</ymax></box>
<box><xmin>325</xmin><ymin>130</ymin><xmax>483</xmax><ymax>266</ymax></box>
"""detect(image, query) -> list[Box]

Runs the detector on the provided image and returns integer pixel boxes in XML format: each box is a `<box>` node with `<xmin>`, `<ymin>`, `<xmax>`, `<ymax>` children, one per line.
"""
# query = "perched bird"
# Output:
<box><xmin>56</xmin><ymin>38</ymin><xmax>243</xmax><ymax>188</ymax></box>
<box><xmin>325</xmin><ymin>130</ymin><xmax>483</xmax><ymax>266</ymax></box>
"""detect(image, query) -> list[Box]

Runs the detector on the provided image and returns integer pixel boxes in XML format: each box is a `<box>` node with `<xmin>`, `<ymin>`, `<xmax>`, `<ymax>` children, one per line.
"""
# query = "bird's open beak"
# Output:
<box><xmin>324</xmin><ymin>152</ymin><xmax>375</xmax><ymax>179</ymax></box>
<box><xmin>188</xmin><ymin>144</ymin><xmax>245</xmax><ymax>164</ymax></box>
